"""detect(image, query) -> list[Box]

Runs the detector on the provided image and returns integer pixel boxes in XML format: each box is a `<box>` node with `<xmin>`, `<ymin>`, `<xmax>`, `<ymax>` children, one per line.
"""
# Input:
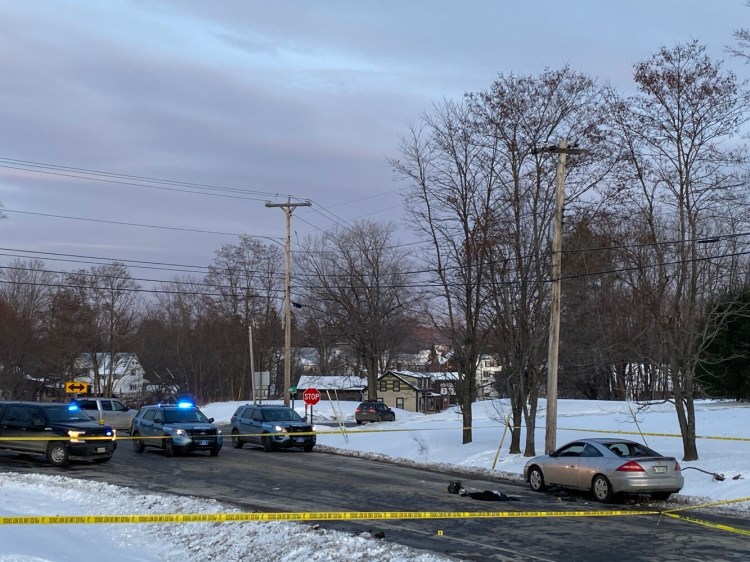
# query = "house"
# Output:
<box><xmin>362</xmin><ymin>370</ymin><xmax>466</xmax><ymax>414</ymax></box>
<box><xmin>295</xmin><ymin>374</ymin><xmax>366</xmax><ymax>402</ymax></box>
<box><xmin>73</xmin><ymin>353</ymin><xmax>149</xmax><ymax>399</ymax></box>
<box><xmin>477</xmin><ymin>355</ymin><xmax>502</xmax><ymax>398</ymax></box>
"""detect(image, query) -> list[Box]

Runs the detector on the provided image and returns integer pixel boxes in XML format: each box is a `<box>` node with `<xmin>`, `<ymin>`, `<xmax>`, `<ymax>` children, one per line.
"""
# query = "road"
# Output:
<box><xmin>1</xmin><ymin>439</ymin><xmax>749</xmax><ymax>561</ymax></box>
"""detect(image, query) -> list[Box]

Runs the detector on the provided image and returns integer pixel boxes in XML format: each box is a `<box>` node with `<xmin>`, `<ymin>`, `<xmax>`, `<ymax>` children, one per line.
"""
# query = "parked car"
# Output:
<box><xmin>75</xmin><ymin>397</ymin><xmax>137</xmax><ymax>431</ymax></box>
<box><xmin>354</xmin><ymin>401</ymin><xmax>396</xmax><ymax>424</ymax></box>
<box><xmin>0</xmin><ymin>401</ymin><xmax>117</xmax><ymax>467</ymax></box>
<box><xmin>523</xmin><ymin>438</ymin><xmax>684</xmax><ymax>502</ymax></box>
<box><xmin>230</xmin><ymin>404</ymin><xmax>315</xmax><ymax>452</ymax></box>
<box><xmin>130</xmin><ymin>401</ymin><xmax>223</xmax><ymax>457</ymax></box>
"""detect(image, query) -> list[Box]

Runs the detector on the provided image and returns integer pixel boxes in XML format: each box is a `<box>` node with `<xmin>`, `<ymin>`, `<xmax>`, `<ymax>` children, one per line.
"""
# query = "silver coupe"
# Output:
<box><xmin>523</xmin><ymin>438</ymin><xmax>684</xmax><ymax>502</ymax></box>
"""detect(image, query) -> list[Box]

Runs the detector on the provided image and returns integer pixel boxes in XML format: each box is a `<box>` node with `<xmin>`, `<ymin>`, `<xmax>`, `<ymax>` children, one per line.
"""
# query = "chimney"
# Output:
<box><xmin>396</xmin><ymin>362</ymin><xmax>402</xmax><ymax>371</ymax></box>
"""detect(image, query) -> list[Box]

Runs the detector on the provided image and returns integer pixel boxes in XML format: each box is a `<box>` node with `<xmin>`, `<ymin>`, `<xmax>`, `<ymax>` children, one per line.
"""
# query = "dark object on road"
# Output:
<box><xmin>460</xmin><ymin>489</ymin><xmax>518</xmax><ymax>501</ymax></box>
<box><xmin>447</xmin><ymin>480</ymin><xmax>463</xmax><ymax>494</ymax></box>
<box><xmin>447</xmin><ymin>480</ymin><xmax>519</xmax><ymax>501</ymax></box>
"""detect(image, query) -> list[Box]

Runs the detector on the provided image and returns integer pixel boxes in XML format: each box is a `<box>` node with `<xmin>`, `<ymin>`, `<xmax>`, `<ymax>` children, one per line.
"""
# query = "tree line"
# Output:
<box><xmin>2</xmin><ymin>42</ymin><xmax>750</xmax><ymax>461</ymax></box>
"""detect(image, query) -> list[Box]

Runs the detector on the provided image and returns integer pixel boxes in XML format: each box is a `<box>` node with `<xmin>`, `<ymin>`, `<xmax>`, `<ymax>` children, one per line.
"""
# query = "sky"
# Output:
<box><xmin>1</xmin><ymin>1</ymin><xmax>749</xmax><ymax>290</ymax></box>
<box><xmin>1</xmin><ymin>398</ymin><xmax>748</xmax><ymax>561</ymax></box>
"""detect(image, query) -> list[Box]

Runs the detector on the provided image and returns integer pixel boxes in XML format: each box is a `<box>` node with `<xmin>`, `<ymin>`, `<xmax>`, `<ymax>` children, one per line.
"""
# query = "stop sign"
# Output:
<box><xmin>303</xmin><ymin>387</ymin><xmax>321</xmax><ymax>405</ymax></box>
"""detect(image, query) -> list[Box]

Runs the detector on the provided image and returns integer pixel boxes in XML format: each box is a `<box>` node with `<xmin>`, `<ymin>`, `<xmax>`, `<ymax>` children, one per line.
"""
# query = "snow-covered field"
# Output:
<box><xmin>1</xmin><ymin>398</ymin><xmax>748</xmax><ymax>561</ymax></box>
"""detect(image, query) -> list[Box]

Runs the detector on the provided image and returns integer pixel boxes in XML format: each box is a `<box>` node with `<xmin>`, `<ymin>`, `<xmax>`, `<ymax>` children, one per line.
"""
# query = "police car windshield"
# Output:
<box><xmin>47</xmin><ymin>405</ymin><xmax>93</xmax><ymax>423</ymax></box>
<box><xmin>164</xmin><ymin>408</ymin><xmax>209</xmax><ymax>424</ymax></box>
<box><xmin>263</xmin><ymin>409</ymin><xmax>303</xmax><ymax>422</ymax></box>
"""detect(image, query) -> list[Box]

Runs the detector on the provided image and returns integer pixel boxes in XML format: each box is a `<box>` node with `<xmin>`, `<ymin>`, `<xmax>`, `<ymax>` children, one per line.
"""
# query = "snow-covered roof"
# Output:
<box><xmin>385</xmin><ymin>370</ymin><xmax>459</xmax><ymax>381</ymax></box>
<box><xmin>77</xmin><ymin>353</ymin><xmax>143</xmax><ymax>376</ymax></box>
<box><xmin>296</xmin><ymin>374</ymin><xmax>366</xmax><ymax>390</ymax></box>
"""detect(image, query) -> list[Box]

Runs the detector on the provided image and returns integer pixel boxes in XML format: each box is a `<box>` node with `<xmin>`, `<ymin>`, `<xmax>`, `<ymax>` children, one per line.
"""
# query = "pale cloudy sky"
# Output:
<box><xmin>0</xmin><ymin>1</ymin><xmax>747</xmax><ymax>285</ymax></box>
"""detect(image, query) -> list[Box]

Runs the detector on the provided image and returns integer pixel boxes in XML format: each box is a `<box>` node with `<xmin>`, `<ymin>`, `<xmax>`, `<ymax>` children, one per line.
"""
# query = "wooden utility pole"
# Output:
<box><xmin>532</xmin><ymin>140</ymin><xmax>587</xmax><ymax>452</ymax></box>
<box><xmin>265</xmin><ymin>198</ymin><xmax>311</xmax><ymax>407</ymax></box>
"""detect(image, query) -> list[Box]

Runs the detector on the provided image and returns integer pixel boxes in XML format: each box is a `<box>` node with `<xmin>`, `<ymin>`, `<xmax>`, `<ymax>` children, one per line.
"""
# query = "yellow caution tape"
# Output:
<box><xmin>663</xmin><ymin>496</ymin><xmax>750</xmax><ymax>513</ymax></box>
<box><xmin>0</xmin><ymin>509</ymin><xmax>658</xmax><ymax>526</ymax></box>
<box><xmin>555</xmin><ymin>426</ymin><xmax>750</xmax><ymax>442</ymax></box>
<box><xmin>662</xmin><ymin>512</ymin><xmax>750</xmax><ymax>536</ymax></box>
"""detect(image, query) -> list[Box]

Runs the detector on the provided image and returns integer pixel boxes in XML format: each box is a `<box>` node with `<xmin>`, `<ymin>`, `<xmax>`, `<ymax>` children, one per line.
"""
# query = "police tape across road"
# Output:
<box><xmin>0</xmin><ymin>508</ymin><xmax>661</xmax><ymax>526</ymax></box>
<box><xmin>1</xmin><ymin>503</ymin><xmax>749</xmax><ymax>537</ymax></box>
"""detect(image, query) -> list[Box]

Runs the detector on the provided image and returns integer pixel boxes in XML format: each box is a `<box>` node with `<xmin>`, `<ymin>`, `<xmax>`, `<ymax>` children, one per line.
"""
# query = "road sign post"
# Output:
<box><xmin>289</xmin><ymin>386</ymin><xmax>297</xmax><ymax>410</ymax></box>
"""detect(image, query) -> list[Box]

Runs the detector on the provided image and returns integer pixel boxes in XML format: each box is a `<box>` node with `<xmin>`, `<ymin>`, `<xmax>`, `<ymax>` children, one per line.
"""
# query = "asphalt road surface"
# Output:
<box><xmin>1</xmin><ymin>439</ymin><xmax>749</xmax><ymax>561</ymax></box>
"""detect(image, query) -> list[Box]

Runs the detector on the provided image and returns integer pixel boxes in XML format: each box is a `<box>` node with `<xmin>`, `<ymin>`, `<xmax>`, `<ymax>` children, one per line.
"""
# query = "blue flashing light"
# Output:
<box><xmin>68</xmin><ymin>404</ymin><xmax>80</xmax><ymax>411</ymax></box>
<box><xmin>177</xmin><ymin>401</ymin><xmax>194</xmax><ymax>409</ymax></box>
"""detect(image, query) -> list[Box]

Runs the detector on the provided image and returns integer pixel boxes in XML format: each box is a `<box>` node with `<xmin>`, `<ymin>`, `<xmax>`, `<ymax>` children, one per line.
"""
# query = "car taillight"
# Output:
<box><xmin>674</xmin><ymin>461</ymin><xmax>681</xmax><ymax>471</ymax></box>
<box><xmin>355</xmin><ymin>408</ymin><xmax>360</xmax><ymax>413</ymax></box>
<box><xmin>616</xmin><ymin>461</ymin><xmax>645</xmax><ymax>472</ymax></box>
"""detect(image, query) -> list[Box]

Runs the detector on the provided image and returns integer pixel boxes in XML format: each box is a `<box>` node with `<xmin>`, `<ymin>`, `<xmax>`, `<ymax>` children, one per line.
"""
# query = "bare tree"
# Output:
<box><xmin>391</xmin><ymin>99</ymin><xmax>499</xmax><ymax>444</ymax></box>
<box><xmin>464</xmin><ymin>67</ymin><xmax>616</xmax><ymax>455</ymax></box>
<box><xmin>61</xmin><ymin>263</ymin><xmax>141</xmax><ymax>395</ymax></box>
<box><xmin>205</xmin><ymin>236</ymin><xmax>284</xmax><ymax>399</ymax></box>
<box><xmin>297</xmin><ymin>220</ymin><xmax>419</xmax><ymax>402</ymax></box>
<box><xmin>0</xmin><ymin>259</ymin><xmax>57</xmax><ymax>397</ymax></box>
<box><xmin>611</xmin><ymin>41</ymin><xmax>750</xmax><ymax>460</ymax></box>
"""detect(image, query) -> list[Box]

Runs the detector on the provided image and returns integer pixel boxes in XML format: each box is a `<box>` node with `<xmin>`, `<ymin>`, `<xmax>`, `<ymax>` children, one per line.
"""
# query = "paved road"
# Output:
<box><xmin>1</xmin><ymin>440</ymin><xmax>749</xmax><ymax>561</ymax></box>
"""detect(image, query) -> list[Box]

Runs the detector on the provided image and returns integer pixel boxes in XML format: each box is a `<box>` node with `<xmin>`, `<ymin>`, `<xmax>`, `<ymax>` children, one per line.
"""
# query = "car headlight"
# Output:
<box><xmin>312</xmin><ymin>425</ymin><xmax>317</xmax><ymax>433</ymax></box>
<box><xmin>68</xmin><ymin>430</ymin><xmax>83</xmax><ymax>443</ymax></box>
<box><xmin>217</xmin><ymin>429</ymin><xmax>222</xmax><ymax>435</ymax></box>
<box><xmin>174</xmin><ymin>429</ymin><xmax>186</xmax><ymax>436</ymax></box>
<box><xmin>273</xmin><ymin>425</ymin><xmax>286</xmax><ymax>433</ymax></box>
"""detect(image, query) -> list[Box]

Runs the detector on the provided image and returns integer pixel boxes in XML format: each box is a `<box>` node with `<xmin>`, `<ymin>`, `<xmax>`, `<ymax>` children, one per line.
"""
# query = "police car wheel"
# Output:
<box><xmin>47</xmin><ymin>442</ymin><xmax>70</xmax><ymax>467</ymax></box>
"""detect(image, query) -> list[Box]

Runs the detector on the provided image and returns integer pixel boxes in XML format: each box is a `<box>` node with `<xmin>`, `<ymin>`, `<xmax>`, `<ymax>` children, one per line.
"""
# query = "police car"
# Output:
<box><xmin>130</xmin><ymin>401</ymin><xmax>223</xmax><ymax>457</ymax></box>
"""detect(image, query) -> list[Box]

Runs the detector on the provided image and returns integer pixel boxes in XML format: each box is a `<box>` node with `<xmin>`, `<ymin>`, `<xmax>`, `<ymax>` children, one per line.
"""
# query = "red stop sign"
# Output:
<box><xmin>303</xmin><ymin>387</ymin><xmax>321</xmax><ymax>405</ymax></box>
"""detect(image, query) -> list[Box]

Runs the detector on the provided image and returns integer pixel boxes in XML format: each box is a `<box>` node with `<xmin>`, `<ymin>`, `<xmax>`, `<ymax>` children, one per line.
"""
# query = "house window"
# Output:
<box><xmin>396</xmin><ymin>397</ymin><xmax>404</xmax><ymax>409</ymax></box>
<box><xmin>393</xmin><ymin>380</ymin><xmax>400</xmax><ymax>392</ymax></box>
<box><xmin>379</xmin><ymin>380</ymin><xmax>387</xmax><ymax>392</ymax></box>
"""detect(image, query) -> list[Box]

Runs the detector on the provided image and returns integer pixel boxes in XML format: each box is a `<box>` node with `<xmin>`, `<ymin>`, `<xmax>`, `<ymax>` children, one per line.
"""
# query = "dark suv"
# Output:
<box><xmin>0</xmin><ymin>401</ymin><xmax>117</xmax><ymax>467</ymax></box>
<box><xmin>355</xmin><ymin>401</ymin><xmax>396</xmax><ymax>424</ymax></box>
<box><xmin>130</xmin><ymin>401</ymin><xmax>223</xmax><ymax>457</ymax></box>
<box><xmin>230</xmin><ymin>404</ymin><xmax>315</xmax><ymax>452</ymax></box>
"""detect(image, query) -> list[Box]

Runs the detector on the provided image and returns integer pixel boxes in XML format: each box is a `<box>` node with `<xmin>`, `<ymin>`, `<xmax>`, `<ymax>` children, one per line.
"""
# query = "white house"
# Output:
<box><xmin>74</xmin><ymin>353</ymin><xmax>149</xmax><ymax>399</ymax></box>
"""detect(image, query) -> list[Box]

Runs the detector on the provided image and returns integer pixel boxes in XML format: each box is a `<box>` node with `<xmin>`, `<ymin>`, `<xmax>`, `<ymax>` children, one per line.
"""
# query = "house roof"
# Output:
<box><xmin>384</xmin><ymin>370</ymin><xmax>459</xmax><ymax>381</ymax></box>
<box><xmin>77</xmin><ymin>353</ymin><xmax>142</xmax><ymax>376</ymax></box>
<box><xmin>296</xmin><ymin>374</ymin><xmax>366</xmax><ymax>391</ymax></box>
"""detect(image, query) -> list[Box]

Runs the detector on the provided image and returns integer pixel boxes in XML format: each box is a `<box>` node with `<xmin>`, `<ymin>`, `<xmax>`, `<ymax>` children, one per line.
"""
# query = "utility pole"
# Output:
<box><xmin>265</xmin><ymin>197</ymin><xmax>312</xmax><ymax>406</ymax></box>
<box><xmin>247</xmin><ymin>323</ymin><xmax>256</xmax><ymax>404</ymax></box>
<box><xmin>532</xmin><ymin>140</ymin><xmax>587</xmax><ymax>453</ymax></box>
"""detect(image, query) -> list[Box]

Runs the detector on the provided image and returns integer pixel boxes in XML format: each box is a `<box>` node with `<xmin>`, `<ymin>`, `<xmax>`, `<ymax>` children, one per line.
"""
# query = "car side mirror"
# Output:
<box><xmin>548</xmin><ymin>450</ymin><xmax>557</xmax><ymax>457</ymax></box>
<box><xmin>208</xmin><ymin>418</ymin><xmax>214</xmax><ymax>423</ymax></box>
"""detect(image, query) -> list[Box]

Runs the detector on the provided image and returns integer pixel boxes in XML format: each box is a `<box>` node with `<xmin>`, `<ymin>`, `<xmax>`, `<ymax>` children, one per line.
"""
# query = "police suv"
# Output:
<box><xmin>0</xmin><ymin>401</ymin><xmax>117</xmax><ymax>467</ymax></box>
<box><xmin>130</xmin><ymin>401</ymin><xmax>223</xmax><ymax>457</ymax></box>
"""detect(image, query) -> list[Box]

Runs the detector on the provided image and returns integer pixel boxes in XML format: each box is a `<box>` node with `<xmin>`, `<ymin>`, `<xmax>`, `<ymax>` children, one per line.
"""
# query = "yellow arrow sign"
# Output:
<box><xmin>65</xmin><ymin>381</ymin><xmax>88</xmax><ymax>394</ymax></box>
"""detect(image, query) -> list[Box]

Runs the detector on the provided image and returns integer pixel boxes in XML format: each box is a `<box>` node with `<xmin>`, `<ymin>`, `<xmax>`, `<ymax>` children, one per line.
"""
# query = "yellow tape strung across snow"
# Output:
<box><xmin>0</xmin><ymin>509</ymin><xmax>657</xmax><ymax>526</ymax></box>
<box><xmin>2</xmin><ymin>424</ymin><xmax>745</xmax><ymax>443</ymax></box>
<box><xmin>555</xmin><ymin>426</ymin><xmax>750</xmax><ymax>442</ymax></box>
<box><xmin>661</xmin><ymin>512</ymin><xmax>750</xmax><ymax>536</ymax></box>
<box><xmin>663</xmin><ymin>496</ymin><xmax>750</xmax><ymax>512</ymax></box>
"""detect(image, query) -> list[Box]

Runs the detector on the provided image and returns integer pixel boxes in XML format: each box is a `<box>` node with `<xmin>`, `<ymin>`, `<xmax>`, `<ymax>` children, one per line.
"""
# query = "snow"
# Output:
<box><xmin>1</xmin><ymin>398</ymin><xmax>748</xmax><ymax>561</ymax></box>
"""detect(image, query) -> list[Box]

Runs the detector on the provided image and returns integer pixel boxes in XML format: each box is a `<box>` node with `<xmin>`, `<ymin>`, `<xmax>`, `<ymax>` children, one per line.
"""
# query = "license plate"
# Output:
<box><xmin>653</xmin><ymin>466</ymin><xmax>667</xmax><ymax>473</ymax></box>
<box><xmin>198</xmin><ymin>440</ymin><xmax>209</xmax><ymax>446</ymax></box>
<box><xmin>95</xmin><ymin>447</ymin><xmax>106</xmax><ymax>453</ymax></box>
<box><xmin>294</xmin><ymin>438</ymin><xmax>305</xmax><ymax>443</ymax></box>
